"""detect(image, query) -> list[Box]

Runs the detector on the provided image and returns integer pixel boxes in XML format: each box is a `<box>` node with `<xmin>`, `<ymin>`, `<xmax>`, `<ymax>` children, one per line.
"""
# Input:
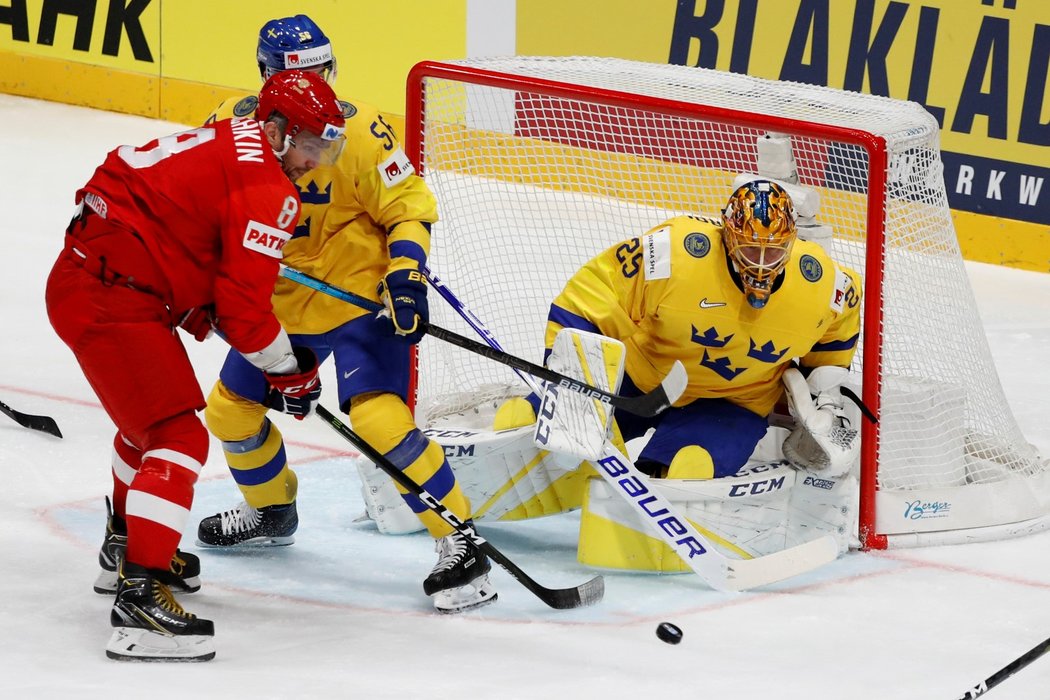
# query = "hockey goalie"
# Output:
<box><xmin>360</xmin><ymin>167</ymin><xmax>864</xmax><ymax>578</ymax></box>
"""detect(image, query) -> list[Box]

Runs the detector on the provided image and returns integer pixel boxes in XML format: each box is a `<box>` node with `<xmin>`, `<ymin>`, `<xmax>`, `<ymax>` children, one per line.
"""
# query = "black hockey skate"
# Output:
<box><xmin>93</xmin><ymin>497</ymin><xmax>201</xmax><ymax>594</ymax></box>
<box><xmin>423</xmin><ymin>526</ymin><xmax>497</xmax><ymax>613</ymax></box>
<box><xmin>196</xmin><ymin>501</ymin><xmax>298</xmax><ymax>547</ymax></box>
<box><xmin>106</xmin><ymin>561</ymin><xmax>215</xmax><ymax>662</ymax></box>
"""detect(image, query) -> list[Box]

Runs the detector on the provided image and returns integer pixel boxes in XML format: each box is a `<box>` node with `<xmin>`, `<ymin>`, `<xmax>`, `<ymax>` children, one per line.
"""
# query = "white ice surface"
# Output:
<box><xmin>2</xmin><ymin>94</ymin><xmax>1050</xmax><ymax>699</ymax></box>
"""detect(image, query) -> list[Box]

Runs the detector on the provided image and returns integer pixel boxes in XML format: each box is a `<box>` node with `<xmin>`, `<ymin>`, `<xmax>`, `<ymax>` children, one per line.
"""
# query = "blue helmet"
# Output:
<box><xmin>257</xmin><ymin>15</ymin><xmax>337</xmax><ymax>84</ymax></box>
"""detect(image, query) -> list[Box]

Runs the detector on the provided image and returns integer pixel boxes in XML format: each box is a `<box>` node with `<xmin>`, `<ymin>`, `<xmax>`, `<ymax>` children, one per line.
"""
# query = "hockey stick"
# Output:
<box><xmin>314</xmin><ymin>404</ymin><xmax>604</xmax><ymax>610</ymax></box>
<box><xmin>424</xmin><ymin>266</ymin><xmax>839</xmax><ymax>592</ymax></box>
<box><xmin>0</xmin><ymin>399</ymin><xmax>62</xmax><ymax>438</ymax></box>
<box><xmin>954</xmin><ymin>635</ymin><xmax>1050</xmax><ymax>699</ymax></box>
<box><xmin>279</xmin><ymin>266</ymin><xmax>686</xmax><ymax>417</ymax></box>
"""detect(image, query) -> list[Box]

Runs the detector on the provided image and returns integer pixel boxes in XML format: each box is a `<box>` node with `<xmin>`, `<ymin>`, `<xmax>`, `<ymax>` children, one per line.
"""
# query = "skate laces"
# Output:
<box><xmin>432</xmin><ymin>532</ymin><xmax>470</xmax><ymax>573</ymax></box>
<box><xmin>152</xmin><ymin>580</ymin><xmax>194</xmax><ymax>619</ymax></box>
<box><xmin>220</xmin><ymin>502</ymin><xmax>262</xmax><ymax>535</ymax></box>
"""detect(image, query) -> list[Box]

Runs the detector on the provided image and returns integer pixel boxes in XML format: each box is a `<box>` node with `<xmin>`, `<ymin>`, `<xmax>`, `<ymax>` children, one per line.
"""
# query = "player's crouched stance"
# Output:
<box><xmin>48</xmin><ymin>70</ymin><xmax>343</xmax><ymax>661</ymax></box>
<box><xmin>363</xmin><ymin>180</ymin><xmax>864</xmax><ymax>572</ymax></box>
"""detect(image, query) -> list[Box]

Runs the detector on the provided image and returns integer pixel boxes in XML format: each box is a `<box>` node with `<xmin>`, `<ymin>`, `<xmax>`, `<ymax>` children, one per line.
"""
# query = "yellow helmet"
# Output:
<box><xmin>722</xmin><ymin>179</ymin><xmax>798</xmax><ymax>309</ymax></box>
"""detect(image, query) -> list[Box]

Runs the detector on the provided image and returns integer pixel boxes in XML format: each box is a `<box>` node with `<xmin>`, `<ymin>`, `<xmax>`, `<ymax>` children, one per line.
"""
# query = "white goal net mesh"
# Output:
<box><xmin>407</xmin><ymin>56</ymin><xmax>1046</xmax><ymax>541</ymax></box>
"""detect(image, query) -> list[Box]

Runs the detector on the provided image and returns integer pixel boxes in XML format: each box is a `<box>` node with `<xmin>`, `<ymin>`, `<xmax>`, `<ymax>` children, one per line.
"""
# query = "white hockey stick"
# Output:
<box><xmin>425</xmin><ymin>267</ymin><xmax>839</xmax><ymax>592</ymax></box>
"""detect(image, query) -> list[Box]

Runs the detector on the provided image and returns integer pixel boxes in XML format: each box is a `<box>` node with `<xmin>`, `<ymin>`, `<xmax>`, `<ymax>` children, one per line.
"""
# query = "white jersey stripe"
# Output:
<box><xmin>125</xmin><ymin>490</ymin><xmax>191</xmax><ymax>533</ymax></box>
<box><xmin>110</xmin><ymin>447</ymin><xmax>138</xmax><ymax>487</ymax></box>
<box><xmin>142</xmin><ymin>448</ymin><xmax>203</xmax><ymax>476</ymax></box>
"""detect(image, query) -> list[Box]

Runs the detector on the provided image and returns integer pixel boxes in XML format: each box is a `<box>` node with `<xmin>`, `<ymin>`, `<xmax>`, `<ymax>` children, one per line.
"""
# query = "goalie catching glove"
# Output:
<box><xmin>782</xmin><ymin>366</ymin><xmax>859</xmax><ymax>478</ymax></box>
<box><xmin>378</xmin><ymin>268</ymin><xmax>428</xmax><ymax>344</ymax></box>
<box><xmin>265</xmin><ymin>346</ymin><xmax>322</xmax><ymax>420</ymax></box>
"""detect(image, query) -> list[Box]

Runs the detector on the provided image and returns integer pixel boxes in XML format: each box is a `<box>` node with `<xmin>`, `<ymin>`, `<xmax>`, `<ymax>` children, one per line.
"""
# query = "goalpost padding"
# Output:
<box><xmin>404</xmin><ymin>56</ymin><xmax>1048</xmax><ymax>549</ymax></box>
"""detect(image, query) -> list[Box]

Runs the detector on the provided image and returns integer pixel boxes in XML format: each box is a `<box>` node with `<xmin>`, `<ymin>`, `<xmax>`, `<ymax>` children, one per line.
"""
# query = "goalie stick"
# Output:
<box><xmin>954</xmin><ymin>635</ymin><xmax>1050</xmax><ymax>699</ymax></box>
<box><xmin>422</xmin><ymin>267</ymin><xmax>839</xmax><ymax>592</ymax></box>
<box><xmin>314</xmin><ymin>404</ymin><xmax>604</xmax><ymax>610</ymax></box>
<box><xmin>0</xmin><ymin>399</ymin><xmax>62</xmax><ymax>438</ymax></box>
<box><xmin>279</xmin><ymin>266</ymin><xmax>686</xmax><ymax>418</ymax></box>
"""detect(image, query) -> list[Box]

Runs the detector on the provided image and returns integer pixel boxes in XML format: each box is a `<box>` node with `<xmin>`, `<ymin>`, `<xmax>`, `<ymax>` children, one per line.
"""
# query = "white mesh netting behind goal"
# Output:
<box><xmin>405</xmin><ymin>56</ymin><xmax>1048</xmax><ymax>548</ymax></box>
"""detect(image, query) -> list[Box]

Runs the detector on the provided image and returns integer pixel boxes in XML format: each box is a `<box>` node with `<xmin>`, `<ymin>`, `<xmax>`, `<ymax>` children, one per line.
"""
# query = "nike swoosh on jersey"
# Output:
<box><xmin>343</xmin><ymin>368</ymin><xmax>360</xmax><ymax>379</ymax></box>
<box><xmin>699</xmin><ymin>298</ymin><xmax>727</xmax><ymax>308</ymax></box>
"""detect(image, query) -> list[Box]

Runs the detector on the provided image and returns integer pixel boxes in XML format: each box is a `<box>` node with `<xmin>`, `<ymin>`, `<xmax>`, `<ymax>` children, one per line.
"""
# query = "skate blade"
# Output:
<box><xmin>93</xmin><ymin>569</ymin><xmax>118</xmax><ymax>595</ymax></box>
<box><xmin>106</xmin><ymin>627</ymin><xmax>215</xmax><ymax>662</ymax></box>
<box><xmin>93</xmin><ymin>570</ymin><xmax>201</xmax><ymax>595</ymax></box>
<box><xmin>195</xmin><ymin>535</ymin><xmax>294</xmax><ymax>548</ymax></box>
<box><xmin>432</xmin><ymin>575</ymin><xmax>498</xmax><ymax>614</ymax></box>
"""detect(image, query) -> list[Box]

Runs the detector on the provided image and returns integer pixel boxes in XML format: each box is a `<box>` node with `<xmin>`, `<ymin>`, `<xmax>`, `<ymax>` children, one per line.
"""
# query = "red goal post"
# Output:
<box><xmin>404</xmin><ymin>57</ymin><xmax>1048</xmax><ymax>550</ymax></box>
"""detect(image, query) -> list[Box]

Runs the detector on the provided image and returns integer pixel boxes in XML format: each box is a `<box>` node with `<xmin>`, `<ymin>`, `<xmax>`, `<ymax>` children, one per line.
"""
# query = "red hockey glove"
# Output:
<box><xmin>177</xmin><ymin>305</ymin><xmax>216</xmax><ymax>342</ymax></box>
<box><xmin>265</xmin><ymin>346</ymin><xmax>322</xmax><ymax>420</ymax></box>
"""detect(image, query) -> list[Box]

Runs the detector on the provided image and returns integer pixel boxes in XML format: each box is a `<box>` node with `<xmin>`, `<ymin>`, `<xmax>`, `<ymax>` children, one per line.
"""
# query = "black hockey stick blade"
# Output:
<box><xmin>0</xmin><ymin>399</ymin><xmax>62</xmax><ymax>438</ymax></box>
<box><xmin>314</xmin><ymin>404</ymin><xmax>603</xmax><ymax>610</ymax></box>
<box><xmin>280</xmin><ymin>265</ymin><xmax>684</xmax><ymax>417</ymax></box>
<box><xmin>955</xmin><ymin>635</ymin><xmax>1050</xmax><ymax>699</ymax></box>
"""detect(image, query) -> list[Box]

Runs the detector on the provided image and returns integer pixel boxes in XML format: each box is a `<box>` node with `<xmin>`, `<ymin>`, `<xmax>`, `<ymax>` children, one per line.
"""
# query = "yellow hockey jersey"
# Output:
<box><xmin>546</xmin><ymin>215</ymin><xmax>862</xmax><ymax>416</ymax></box>
<box><xmin>206</xmin><ymin>94</ymin><xmax>438</xmax><ymax>334</ymax></box>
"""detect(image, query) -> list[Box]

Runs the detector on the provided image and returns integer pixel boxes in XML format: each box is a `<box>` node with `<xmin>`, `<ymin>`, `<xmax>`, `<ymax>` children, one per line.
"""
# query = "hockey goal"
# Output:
<box><xmin>404</xmin><ymin>56</ymin><xmax>1049</xmax><ymax>550</ymax></box>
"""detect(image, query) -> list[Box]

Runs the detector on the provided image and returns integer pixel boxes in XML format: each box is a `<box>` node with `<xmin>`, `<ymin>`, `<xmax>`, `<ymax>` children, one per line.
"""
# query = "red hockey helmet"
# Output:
<box><xmin>257</xmin><ymin>70</ymin><xmax>346</xmax><ymax>161</ymax></box>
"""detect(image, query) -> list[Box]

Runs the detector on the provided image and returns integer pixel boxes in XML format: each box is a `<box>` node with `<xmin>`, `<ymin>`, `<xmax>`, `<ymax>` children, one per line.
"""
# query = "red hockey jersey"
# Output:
<box><xmin>75</xmin><ymin>117</ymin><xmax>300</xmax><ymax>354</ymax></box>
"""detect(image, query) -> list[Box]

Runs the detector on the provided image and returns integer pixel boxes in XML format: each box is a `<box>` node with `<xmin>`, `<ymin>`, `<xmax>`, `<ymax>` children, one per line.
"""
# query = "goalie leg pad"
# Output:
<box><xmin>357</xmin><ymin>459</ymin><xmax>426</xmax><ymax>535</ymax></box>
<box><xmin>493</xmin><ymin>396</ymin><xmax>538</xmax><ymax>430</ymax></box>
<box><xmin>350</xmin><ymin>393</ymin><xmax>472</xmax><ymax>538</ymax></box>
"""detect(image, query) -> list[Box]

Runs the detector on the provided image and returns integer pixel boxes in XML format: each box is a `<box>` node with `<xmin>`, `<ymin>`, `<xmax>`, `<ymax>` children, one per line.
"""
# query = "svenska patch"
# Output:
<box><xmin>340</xmin><ymin>100</ymin><xmax>357</xmax><ymax>119</ymax></box>
<box><xmin>683</xmin><ymin>232</ymin><xmax>710</xmax><ymax>258</ymax></box>
<box><xmin>643</xmin><ymin>227</ymin><xmax>671</xmax><ymax>279</ymax></box>
<box><xmin>233</xmin><ymin>96</ymin><xmax>258</xmax><ymax>117</ymax></box>
<box><xmin>377</xmin><ymin>148</ymin><xmax>415</xmax><ymax>188</ymax></box>
<box><xmin>799</xmin><ymin>254</ymin><xmax>823</xmax><ymax>282</ymax></box>
<box><xmin>243</xmin><ymin>219</ymin><xmax>291</xmax><ymax>258</ymax></box>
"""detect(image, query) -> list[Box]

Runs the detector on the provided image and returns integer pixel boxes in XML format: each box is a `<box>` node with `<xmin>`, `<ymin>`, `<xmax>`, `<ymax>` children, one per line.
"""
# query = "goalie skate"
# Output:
<box><xmin>196</xmin><ymin>501</ymin><xmax>297</xmax><ymax>547</ymax></box>
<box><xmin>424</xmin><ymin>529</ymin><xmax>498</xmax><ymax>613</ymax></box>
<box><xmin>93</xmin><ymin>497</ymin><xmax>201</xmax><ymax>594</ymax></box>
<box><xmin>106</xmin><ymin>562</ymin><xmax>215</xmax><ymax>662</ymax></box>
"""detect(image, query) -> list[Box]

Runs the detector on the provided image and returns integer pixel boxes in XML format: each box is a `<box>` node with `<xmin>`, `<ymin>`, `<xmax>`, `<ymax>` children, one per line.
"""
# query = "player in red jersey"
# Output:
<box><xmin>45</xmin><ymin>70</ymin><xmax>345</xmax><ymax>662</ymax></box>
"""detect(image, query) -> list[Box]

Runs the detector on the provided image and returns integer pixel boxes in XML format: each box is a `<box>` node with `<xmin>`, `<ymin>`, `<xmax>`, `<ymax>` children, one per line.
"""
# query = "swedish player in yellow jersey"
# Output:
<box><xmin>539</xmin><ymin>179</ymin><xmax>862</xmax><ymax>480</ymax></box>
<box><xmin>195</xmin><ymin>15</ymin><xmax>495</xmax><ymax>613</ymax></box>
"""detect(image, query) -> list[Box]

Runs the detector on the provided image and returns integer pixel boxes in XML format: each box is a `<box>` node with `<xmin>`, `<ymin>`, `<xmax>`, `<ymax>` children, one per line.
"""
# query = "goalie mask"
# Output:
<box><xmin>722</xmin><ymin>180</ymin><xmax>798</xmax><ymax>309</ymax></box>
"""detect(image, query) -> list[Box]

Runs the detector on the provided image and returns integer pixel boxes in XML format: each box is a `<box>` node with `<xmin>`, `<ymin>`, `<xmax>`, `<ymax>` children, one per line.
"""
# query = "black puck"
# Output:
<box><xmin>655</xmin><ymin>622</ymin><xmax>682</xmax><ymax>645</ymax></box>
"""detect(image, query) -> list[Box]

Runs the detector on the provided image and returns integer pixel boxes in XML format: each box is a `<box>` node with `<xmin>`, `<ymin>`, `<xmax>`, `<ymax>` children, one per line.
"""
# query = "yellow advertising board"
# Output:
<box><xmin>0</xmin><ymin>0</ymin><xmax>465</xmax><ymax>125</ymax></box>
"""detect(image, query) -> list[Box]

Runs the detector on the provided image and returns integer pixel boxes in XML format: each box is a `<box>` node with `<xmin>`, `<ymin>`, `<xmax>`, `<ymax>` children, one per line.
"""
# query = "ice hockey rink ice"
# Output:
<box><xmin>2</xmin><ymin>93</ymin><xmax>1049</xmax><ymax>699</ymax></box>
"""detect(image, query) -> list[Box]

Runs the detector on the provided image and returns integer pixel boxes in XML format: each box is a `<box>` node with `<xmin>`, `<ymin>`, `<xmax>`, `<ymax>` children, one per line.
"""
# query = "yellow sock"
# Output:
<box><xmin>667</xmin><ymin>445</ymin><xmax>715</xmax><ymax>479</ymax></box>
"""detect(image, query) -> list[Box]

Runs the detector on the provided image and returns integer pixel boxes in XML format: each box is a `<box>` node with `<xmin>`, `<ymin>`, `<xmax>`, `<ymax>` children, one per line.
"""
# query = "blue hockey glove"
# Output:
<box><xmin>378</xmin><ymin>268</ymin><xmax>428</xmax><ymax>344</ymax></box>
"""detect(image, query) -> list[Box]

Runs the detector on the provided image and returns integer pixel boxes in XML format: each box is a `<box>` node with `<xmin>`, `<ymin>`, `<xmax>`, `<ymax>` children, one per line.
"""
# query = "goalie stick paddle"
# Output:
<box><xmin>279</xmin><ymin>266</ymin><xmax>686</xmax><ymax>418</ymax></box>
<box><xmin>423</xmin><ymin>267</ymin><xmax>840</xmax><ymax>592</ymax></box>
<box><xmin>314</xmin><ymin>404</ymin><xmax>604</xmax><ymax>610</ymax></box>
<box><xmin>954</xmin><ymin>635</ymin><xmax>1050</xmax><ymax>699</ymax></box>
<box><xmin>0</xmin><ymin>399</ymin><xmax>62</xmax><ymax>438</ymax></box>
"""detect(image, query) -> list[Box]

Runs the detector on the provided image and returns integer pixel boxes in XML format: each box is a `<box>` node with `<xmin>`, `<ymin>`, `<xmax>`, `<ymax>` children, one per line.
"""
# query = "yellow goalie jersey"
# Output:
<box><xmin>546</xmin><ymin>215</ymin><xmax>862</xmax><ymax>416</ymax></box>
<box><xmin>206</xmin><ymin>94</ymin><xmax>437</xmax><ymax>334</ymax></box>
